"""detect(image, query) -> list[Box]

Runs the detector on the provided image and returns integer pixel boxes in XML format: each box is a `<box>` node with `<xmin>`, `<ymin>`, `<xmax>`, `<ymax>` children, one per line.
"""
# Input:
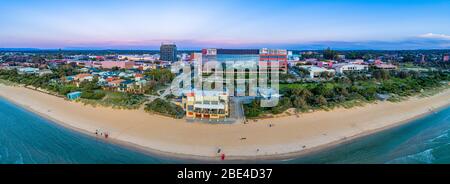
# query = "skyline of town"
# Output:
<box><xmin>1</xmin><ymin>0</ymin><xmax>450</xmax><ymax>50</ymax></box>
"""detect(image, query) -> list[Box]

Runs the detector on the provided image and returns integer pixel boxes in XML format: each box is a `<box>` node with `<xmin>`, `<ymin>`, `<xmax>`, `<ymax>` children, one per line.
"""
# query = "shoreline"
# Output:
<box><xmin>1</xmin><ymin>83</ymin><xmax>449</xmax><ymax>161</ymax></box>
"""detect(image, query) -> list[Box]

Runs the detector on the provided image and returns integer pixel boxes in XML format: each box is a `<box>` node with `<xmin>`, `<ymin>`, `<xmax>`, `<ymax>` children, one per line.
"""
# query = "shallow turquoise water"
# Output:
<box><xmin>1</xmin><ymin>96</ymin><xmax>449</xmax><ymax>164</ymax></box>
<box><xmin>286</xmin><ymin>105</ymin><xmax>450</xmax><ymax>164</ymax></box>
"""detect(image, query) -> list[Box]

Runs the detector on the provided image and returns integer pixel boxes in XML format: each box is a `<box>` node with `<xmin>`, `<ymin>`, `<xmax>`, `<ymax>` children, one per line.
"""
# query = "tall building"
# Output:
<box><xmin>160</xmin><ymin>42</ymin><xmax>177</xmax><ymax>62</ymax></box>
<box><xmin>421</xmin><ymin>54</ymin><xmax>426</xmax><ymax>63</ymax></box>
<box><xmin>444</xmin><ymin>55</ymin><xmax>449</xmax><ymax>62</ymax></box>
<box><xmin>259</xmin><ymin>48</ymin><xmax>288</xmax><ymax>72</ymax></box>
<box><xmin>201</xmin><ymin>48</ymin><xmax>260</xmax><ymax>64</ymax></box>
<box><xmin>197</xmin><ymin>48</ymin><xmax>284</xmax><ymax>97</ymax></box>
<box><xmin>200</xmin><ymin>48</ymin><xmax>287</xmax><ymax>72</ymax></box>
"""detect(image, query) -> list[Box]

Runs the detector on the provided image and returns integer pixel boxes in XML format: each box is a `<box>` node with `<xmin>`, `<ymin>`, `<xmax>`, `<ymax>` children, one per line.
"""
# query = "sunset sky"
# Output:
<box><xmin>1</xmin><ymin>0</ymin><xmax>450</xmax><ymax>50</ymax></box>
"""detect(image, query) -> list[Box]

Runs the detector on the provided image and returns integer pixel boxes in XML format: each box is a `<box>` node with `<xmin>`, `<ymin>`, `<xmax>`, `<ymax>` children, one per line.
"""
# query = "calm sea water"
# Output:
<box><xmin>0</xmin><ymin>97</ymin><xmax>180</xmax><ymax>164</ymax></box>
<box><xmin>286</xmin><ymin>105</ymin><xmax>450</xmax><ymax>164</ymax></box>
<box><xmin>0</xmin><ymin>96</ymin><xmax>449</xmax><ymax>164</ymax></box>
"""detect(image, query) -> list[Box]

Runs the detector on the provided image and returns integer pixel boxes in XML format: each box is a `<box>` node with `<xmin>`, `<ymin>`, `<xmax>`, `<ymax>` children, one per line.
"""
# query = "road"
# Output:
<box><xmin>229</xmin><ymin>96</ymin><xmax>254</xmax><ymax>124</ymax></box>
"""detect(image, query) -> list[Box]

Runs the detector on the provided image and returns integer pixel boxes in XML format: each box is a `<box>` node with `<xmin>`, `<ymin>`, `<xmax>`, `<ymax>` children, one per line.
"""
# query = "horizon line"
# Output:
<box><xmin>1</xmin><ymin>47</ymin><xmax>450</xmax><ymax>52</ymax></box>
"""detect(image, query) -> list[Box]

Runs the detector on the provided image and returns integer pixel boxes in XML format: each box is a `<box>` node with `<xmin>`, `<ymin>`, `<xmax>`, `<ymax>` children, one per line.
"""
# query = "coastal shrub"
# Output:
<box><xmin>102</xmin><ymin>92</ymin><xmax>146</xmax><ymax>109</ymax></box>
<box><xmin>244</xmin><ymin>100</ymin><xmax>263</xmax><ymax>118</ymax></box>
<box><xmin>245</xmin><ymin>69</ymin><xmax>449</xmax><ymax>118</ymax></box>
<box><xmin>58</xmin><ymin>84</ymin><xmax>78</xmax><ymax>95</ymax></box>
<box><xmin>271</xmin><ymin>97</ymin><xmax>293</xmax><ymax>114</ymax></box>
<box><xmin>145</xmin><ymin>99</ymin><xmax>185</xmax><ymax>119</ymax></box>
<box><xmin>292</xmin><ymin>97</ymin><xmax>308</xmax><ymax>110</ymax></box>
<box><xmin>81</xmin><ymin>90</ymin><xmax>106</xmax><ymax>100</ymax></box>
<box><xmin>79</xmin><ymin>78</ymin><xmax>101</xmax><ymax>91</ymax></box>
<box><xmin>315</xmin><ymin>95</ymin><xmax>328</xmax><ymax>106</ymax></box>
<box><xmin>55</xmin><ymin>64</ymin><xmax>79</xmax><ymax>77</ymax></box>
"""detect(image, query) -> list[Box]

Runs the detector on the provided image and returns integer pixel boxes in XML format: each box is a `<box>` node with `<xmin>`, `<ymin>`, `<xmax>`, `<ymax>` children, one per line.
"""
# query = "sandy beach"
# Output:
<box><xmin>1</xmin><ymin>83</ymin><xmax>449</xmax><ymax>160</ymax></box>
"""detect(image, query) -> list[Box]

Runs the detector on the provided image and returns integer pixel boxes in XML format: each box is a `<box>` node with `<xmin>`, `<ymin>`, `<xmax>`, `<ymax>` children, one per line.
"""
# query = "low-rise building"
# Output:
<box><xmin>374</xmin><ymin>63</ymin><xmax>397</xmax><ymax>70</ymax></box>
<box><xmin>333</xmin><ymin>63</ymin><xmax>368</xmax><ymax>74</ymax></box>
<box><xmin>67</xmin><ymin>91</ymin><xmax>82</xmax><ymax>100</ymax></box>
<box><xmin>316</xmin><ymin>61</ymin><xmax>334</xmax><ymax>68</ymax></box>
<box><xmin>182</xmin><ymin>90</ymin><xmax>230</xmax><ymax>120</ymax></box>
<box><xmin>118</xmin><ymin>80</ymin><xmax>135</xmax><ymax>92</ymax></box>
<box><xmin>74</xmin><ymin>73</ymin><xmax>93</xmax><ymax>82</ymax></box>
<box><xmin>118</xmin><ymin>55</ymin><xmax>156</xmax><ymax>61</ymax></box>
<box><xmin>64</xmin><ymin>75</ymin><xmax>75</xmax><ymax>82</ymax></box>
<box><xmin>17</xmin><ymin>67</ymin><xmax>39</xmax><ymax>75</ymax></box>
<box><xmin>73</xmin><ymin>73</ymin><xmax>93</xmax><ymax>87</ymax></box>
<box><xmin>38</xmin><ymin>69</ymin><xmax>53</xmax><ymax>76</ymax></box>
<box><xmin>347</xmin><ymin>59</ymin><xmax>365</xmax><ymax>64</ymax></box>
<box><xmin>99</xmin><ymin>61</ymin><xmax>135</xmax><ymax>69</ymax></box>
<box><xmin>112</xmin><ymin>79</ymin><xmax>147</xmax><ymax>94</ymax></box>
<box><xmin>299</xmin><ymin>65</ymin><xmax>336</xmax><ymax>78</ymax></box>
<box><xmin>107</xmin><ymin>79</ymin><xmax>125</xmax><ymax>88</ymax></box>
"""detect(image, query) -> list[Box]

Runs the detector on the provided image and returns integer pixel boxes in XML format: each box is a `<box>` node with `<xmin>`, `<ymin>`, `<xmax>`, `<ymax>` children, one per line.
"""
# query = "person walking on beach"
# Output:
<box><xmin>217</xmin><ymin>147</ymin><xmax>222</xmax><ymax>154</ymax></box>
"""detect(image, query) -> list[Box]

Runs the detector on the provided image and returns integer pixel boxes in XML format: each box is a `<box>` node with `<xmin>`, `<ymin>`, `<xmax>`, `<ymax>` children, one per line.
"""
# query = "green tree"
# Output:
<box><xmin>315</xmin><ymin>95</ymin><xmax>328</xmax><ymax>106</ymax></box>
<box><xmin>245</xmin><ymin>100</ymin><xmax>263</xmax><ymax>118</ymax></box>
<box><xmin>144</xmin><ymin>69</ymin><xmax>175</xmax><ymax>84</ymax></box>
<box><xmin>292</xmin><ymin>96</ymin><xmax>308</xmax><ymax>109</ymax></box>
<box><xmin>323</xmin><ymin>47</ymin><xmax>338</xmax><ymax>60</ymax></box>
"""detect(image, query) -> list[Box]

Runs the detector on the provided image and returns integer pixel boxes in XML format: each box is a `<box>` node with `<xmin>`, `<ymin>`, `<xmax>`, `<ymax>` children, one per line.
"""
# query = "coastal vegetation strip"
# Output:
<box><xmin>246</xmin><ymin>69</ymin><xmax>450</xmax><ymax>118</ymax></box>
<box><xmin>0</xmin><ymin>66</ymin><xmax>177</xmax><ymax>114</ymax></box>
<box><xmin>144</xmin><ymin>98</ymin><xmax>185</xmax><ymax>119</ymax></box>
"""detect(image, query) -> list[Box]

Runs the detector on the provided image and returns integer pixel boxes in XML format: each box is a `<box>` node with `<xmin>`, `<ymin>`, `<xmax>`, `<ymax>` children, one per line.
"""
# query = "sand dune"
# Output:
<box><xmin>1</xmin><ymin>84</ymin><xmax>449</xmax><ymax>160</ymax></box>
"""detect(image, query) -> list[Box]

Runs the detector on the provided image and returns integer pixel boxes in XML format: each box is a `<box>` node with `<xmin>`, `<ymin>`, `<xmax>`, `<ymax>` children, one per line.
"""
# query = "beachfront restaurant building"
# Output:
<box><xmin>182</xmin><ymin>90</ymin><xmax>230</xmax><ymax>120</ymax></box>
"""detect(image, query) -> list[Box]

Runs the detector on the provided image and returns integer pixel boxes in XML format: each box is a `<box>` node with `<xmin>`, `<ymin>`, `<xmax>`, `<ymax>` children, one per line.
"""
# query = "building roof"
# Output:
<box><xmin>194</xmin><ymin>104</ymin><xmax>225</xmax><ymax>110</ymax></box>
<box><xmin>300</xmin><ymin>65</ymin><xmax>334</xmax><ymax>72</ymax></box>
<box><xmin>375</xmin><ymin>64</ymin><xmax>397</xmax><ymax>69</ymax></box>
<box><xmin>332</xmin><ymin>63</ymin><xmax>367</xmax><ymax>69</ymax></box>
<box><xmin>121</xmin><ymin>80</ymin><xmax>135</xmax><ymax>85</ymax></box>
<box><xmin>109</xmin><ymin>79</ymin><xmax>125</xmax><ymax>85</ymax></box>
<box><xmin>192</xmin><ymin>89</ymin><xmax>228</xmax><ymax>97</ymax></box>
<box><xmin>75</xmin><ymin>73</ymin><xmax>92</xmax><ymax>79</ymax></box>
<box><xmin>203</xmin><ymin>48</ymin><xmax>260</xmax><ymax>55</ymax></box>
<box><xmin>67</xmin><ymin>91</ymin><xmax>82</xmax><ymax>95</ymax></box>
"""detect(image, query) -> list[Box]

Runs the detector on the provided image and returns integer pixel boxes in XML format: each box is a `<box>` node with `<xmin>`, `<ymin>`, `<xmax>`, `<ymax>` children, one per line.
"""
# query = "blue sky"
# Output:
<box><xmin>1</xmin><ymin>0</ymin><xmax>450</xmax><ymax>50</ymax></box>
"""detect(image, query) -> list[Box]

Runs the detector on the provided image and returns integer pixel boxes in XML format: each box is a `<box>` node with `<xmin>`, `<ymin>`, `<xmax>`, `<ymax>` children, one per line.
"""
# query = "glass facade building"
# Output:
<box><xmin>197</xmin><ymin>48</ymin><xmax>286</xmax><ymax>97</ymax></box>
<box><xmin>200</xmin><ymin>48</ymin><xmax>287</xmax><ymax>72</ymax></box>
<box><xmin>160</xmin><ymin>43</ymin><xmax>177</xmax><ymax>62</ymax></box>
